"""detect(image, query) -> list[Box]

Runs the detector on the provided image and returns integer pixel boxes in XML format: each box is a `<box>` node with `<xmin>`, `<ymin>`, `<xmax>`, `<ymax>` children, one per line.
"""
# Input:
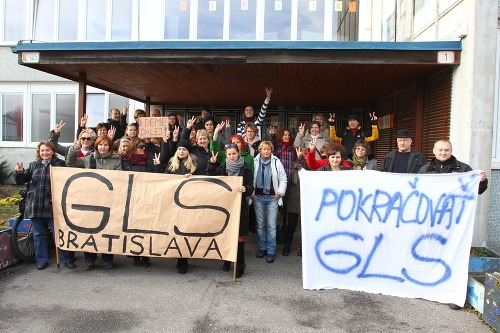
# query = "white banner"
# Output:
<box><xmin>300</xmin><ymin>169</ymin><xmax>480</xmax><ymax>305</ymax></box>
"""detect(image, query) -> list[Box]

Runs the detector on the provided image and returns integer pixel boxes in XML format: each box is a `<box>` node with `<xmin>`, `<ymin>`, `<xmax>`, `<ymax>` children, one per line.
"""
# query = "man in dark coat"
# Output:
<box><xmin>419</xmin><ymin>139</ymin><xmax>488</xmax><ymax>310</ymax></box>
<box><xmin>380</xmin><ymin>129</ymin><xmax>425</xmax><ymax>173</ymax></box>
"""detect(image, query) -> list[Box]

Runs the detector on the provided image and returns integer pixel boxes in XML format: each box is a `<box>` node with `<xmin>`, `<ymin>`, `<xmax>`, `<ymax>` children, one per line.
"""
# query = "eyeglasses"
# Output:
<box><xmin>355</xmin><ymin>147</ymin><xmax>367</xmax><ymax>151</ymax></box>
<box><xmin>137</xmin><ymin>144</ymin><xmax>146</xmax><ymax>149</ymax></box>
<box><xmin>81</xmin><ymin>137</ymin><xmax>93</xmax><ymax>141</ymax></box>
<box><xmin>224</xmin><ymin>143</ymin><xmax>238</xmax><ymax>149</ymax></box>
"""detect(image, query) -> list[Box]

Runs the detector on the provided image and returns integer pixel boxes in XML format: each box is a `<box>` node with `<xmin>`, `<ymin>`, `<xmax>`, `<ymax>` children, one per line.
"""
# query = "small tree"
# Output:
<box><xmin>0</xmin><ymin>156</ymin><xmax>13</xmax><ymax>183</ymax></box>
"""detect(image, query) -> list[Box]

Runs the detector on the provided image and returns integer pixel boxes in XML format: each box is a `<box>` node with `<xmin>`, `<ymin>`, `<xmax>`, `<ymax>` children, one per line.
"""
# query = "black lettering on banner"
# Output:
<box><xmin>184</xmin><ymin>237</ymin><xmax>201</xmax><ymax>257</ymax></box>
<box><xmin>80</xmin><ymin>235</ymin><xmax>98</xmax><ymax>251</ymax></box>
<box><xmin>122</xmin><ymin>235</ymin><xmax>127</xmax><ymax>253</ymax></box>
<box><xmin>203</xmin><ymin>238</ymin><xmax>222</xmax><ymax>259</ymax></box>
<box><xmin>102</xmin><ymin>234</ymin><xmax>120</xmax><ymax>252</ymax></box>
<box><xmin>122</xmin><ymin>174</ymin><xmax>169</xmax><ymax>235</ymax></box>
<box><xmin>163</xmin><ymin>237</ymin><xmax>182</xmax><ymax>257</ymax></box>
<box><xmin>62</xmin><ymin>172</ymin><xmax>112</xmax><ymax>233</ymax></box>
<box><xmin>58</xmin><ymin>229</ymin><xmax>65</xmax><ymax>247</ymax></box>
<box><xmin>67</xmin><ymin>231</ymin><xmax>79</xmax><ymax>249</ymax></box>
<box><xmin>129</xmin><ymin>235</ymin><xmax>144</xmax><ymax>255</ymax></box>
<box><xmin>173</xmin><ymin>178</ymin><xmax>232</xmax><ymax>237</ymax></box>
<box><xmin>149</xmin><ymin>237</ymin><xmax>162</xmax><ymax>256</ymax></box>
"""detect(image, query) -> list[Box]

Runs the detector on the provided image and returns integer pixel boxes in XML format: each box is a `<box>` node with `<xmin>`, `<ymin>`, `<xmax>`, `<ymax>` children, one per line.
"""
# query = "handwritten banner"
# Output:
<box><xmin>51</xmin><ymin>168</ymin><xmax>242</xmax><ymax>261</ymax></box>
<box><xmin>137</xmin><ymin>117</ymin><xmax>170</xmax><ymax>138</ymax></box>
<box><xmin>300</xmin><ymin>169</ymin><xmax>480</xmax><ymax>305</ymax></box>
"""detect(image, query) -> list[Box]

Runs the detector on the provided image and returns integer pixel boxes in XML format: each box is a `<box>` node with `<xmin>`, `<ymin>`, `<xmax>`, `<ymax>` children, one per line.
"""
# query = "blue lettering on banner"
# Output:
<box><xmin>315</xmin><ymin>177</ymin><xmax>476</xmax><ymax>230</ymax></box>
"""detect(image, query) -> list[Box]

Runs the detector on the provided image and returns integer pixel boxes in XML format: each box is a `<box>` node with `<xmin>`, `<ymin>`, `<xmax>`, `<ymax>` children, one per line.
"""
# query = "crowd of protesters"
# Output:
<box><xmin>14</xmin><ymin>87</ymin><xmax>488</xmax><ymax>286</ymax></box>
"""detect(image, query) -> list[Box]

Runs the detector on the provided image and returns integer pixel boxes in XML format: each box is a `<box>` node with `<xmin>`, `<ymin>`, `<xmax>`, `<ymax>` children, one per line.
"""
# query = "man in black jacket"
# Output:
<box><xmin>419</xmin><ymin>139</ymin><xmax>488</xmax><ymax>310</ymax></box>
<box><xmin>419</xmin><ymin>139</ymin><xmax>488</xmax><ymax>193</ymax></box>
<box><xmin>380</xmin><ymin>129</ymin><xmax>425</xmax><ymax>173</ymax></box>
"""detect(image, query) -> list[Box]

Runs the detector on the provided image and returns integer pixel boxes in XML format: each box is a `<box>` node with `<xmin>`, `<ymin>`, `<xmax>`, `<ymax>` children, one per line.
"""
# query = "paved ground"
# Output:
<box><xmin>0</xmin><ymin>234</ymin><xmax>493</xmax><ymax>333</ymax></box>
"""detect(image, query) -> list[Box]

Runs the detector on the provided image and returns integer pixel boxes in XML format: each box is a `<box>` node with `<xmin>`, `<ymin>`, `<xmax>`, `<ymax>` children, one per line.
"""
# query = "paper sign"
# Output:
<box><xmin>241</xmin><ymin>0</ymin><xmax>248</xmax><ymax>10</ymax></box>
<box><xmin>209</xmin><ymin>0</ymin><xmax>216</xmax><ymax>11</ymax></box>
<box><xmin>335</xmin><ymin>1</ymin><xmax>342</xmax><ymax>12</ymax></box>
<box><xmin>309</xmin><ymin>1</ymin><xmax>317</xmax><ymax>11</ymax></box>
<box><xmin>180</xmin><ymin>0</ymin><xmax>188</xmax><ymax>11</ymax></box>
<box><xmin>275</xmin><ymin>1</ymin><xmax>282</xmax><ymax>11</ymax></box>
<box><xmin>137</xmin><ymin>117</ymin><xmax>170</xmax><ymax>138</ymax></box>
<box><xmin>348</xmin><ymin>1</ymin><xmax>356</xmax><ymax>12</ymax></box>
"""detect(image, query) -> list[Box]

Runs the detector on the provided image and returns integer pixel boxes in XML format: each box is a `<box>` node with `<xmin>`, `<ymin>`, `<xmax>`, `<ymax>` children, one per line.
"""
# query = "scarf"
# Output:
<box><xmin>352</xmin><ymin>154</ymin><xmax>367</xmax><ymax>170</ymax></box>
<box><xmin>280</xmin><ymin>140</ymin><xmax>293</xmax><ymax>149</ymax></box>
<box><xmin>124</xmin><ymin>153</ymin><xmax>147</xmax><ymax>165</ymax></box>
<box><xmin>243</xmin><ymin>116</ymin><xmax>256</xmax><ymax>123</ymax></box>
<box><xmin>226</xmin><ymin>156</ymin><xmax>244</xmax><ymax>176</ymax></box>
<box><xmin>256</xmin><ymin>157</ymin><xmax>272</xmax><ymax>194</ymax></box>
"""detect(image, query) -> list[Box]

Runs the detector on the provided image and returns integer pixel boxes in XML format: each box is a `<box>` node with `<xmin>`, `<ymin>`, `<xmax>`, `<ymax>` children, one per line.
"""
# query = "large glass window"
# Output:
<box><xmin>229</xmin><ymin>0</ymin><xmax>256</xmax><ymax>40</ymax></box>
<box><xmin>264</xmin><ymin>0</ymin><xmax>291</xmax><ymax>40</ymax></box>
<box><xmin>197</xmin><ymin>0</ymin><xmax>224</xmax><ymax>39</ymax></box>
<box><xmin>297</xmin><ymin>0</ymin><xmax>325</xmax><ymax>40</ymax></box>
<box><xmin>87</xmin><ymin>0</ymin><xmax>107</xmax><ymax>40</ymax></box>
<box><xmin>31</xmin><ymin>95</ymin><xmax>51</xmax><ymax>143</ymax></box>
<box><xmin>414</xmin><ymin>0</ymin><xmax>435</xmax><ymax>33</ymax></box>
<box><xmin>56</xmin><ymin>95</ymin><xmax>76</xmax><ymax>143</ymax></box>
<box><xmin>164</xmin><ymin>0</ymin><xmax>190</xmax><ymax>39</ymax></box>
<box><xmin>86</xmin><ymin>94</ymin><xmax>105</xmax><ymax>128</ymax></box>
<box><xmin>112</xmin><ymin>0</ymin><xmax>133</xmax><ymax>40</ymax></box>
<box><xmin>34</xmin><ymin>0</ymin><xmax>56</xmax><ymax>41</ymax></box>
<box><xmin>2</xmin><ymin>94</ymin><xmax>23</xmax><ymax>142</ymax></box>
<box><xmin>59</xmin><ymin>0</ymin><xmax>79</xmax><ymax>41</ymax></box>
<box><xmin>4</xmin><ymin>0</ymin><xmax>26</xmax><ymax>41</ymax></box>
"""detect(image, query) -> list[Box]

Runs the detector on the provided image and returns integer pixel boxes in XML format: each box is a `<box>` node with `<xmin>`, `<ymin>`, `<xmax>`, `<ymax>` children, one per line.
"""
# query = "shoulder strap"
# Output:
<box><xmin>89</xmin><ymin>154</ymin><xmax>97</xmax><ymax>169</ymax></box>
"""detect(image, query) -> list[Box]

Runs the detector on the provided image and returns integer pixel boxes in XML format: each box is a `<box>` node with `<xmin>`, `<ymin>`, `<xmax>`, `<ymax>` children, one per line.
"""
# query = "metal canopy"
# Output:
<box><xmin>12</xmin><ymin>41</ymin><xmax>461</xmax><ymax>108</ymax></box>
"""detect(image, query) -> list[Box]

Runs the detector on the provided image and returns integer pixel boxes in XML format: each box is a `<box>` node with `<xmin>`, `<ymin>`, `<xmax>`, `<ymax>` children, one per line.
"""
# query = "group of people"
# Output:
<box><xmin>14</xmin><ymin>88</ymin><xmax>488</xmax><ymax>286</ymax></box>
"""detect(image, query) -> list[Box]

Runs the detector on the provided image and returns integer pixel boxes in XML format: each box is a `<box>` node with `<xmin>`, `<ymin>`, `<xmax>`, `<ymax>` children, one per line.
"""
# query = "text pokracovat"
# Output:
<box><xmin>314</xmin><ymin>176</ymin><xmax>478</xmax><ymax>230</ymax></box>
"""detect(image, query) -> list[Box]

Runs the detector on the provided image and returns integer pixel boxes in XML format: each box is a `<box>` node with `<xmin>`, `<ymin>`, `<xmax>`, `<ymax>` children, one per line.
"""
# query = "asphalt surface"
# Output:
<box><xmin>0</xmin><ymin>233</ymin><xmax>492</xmax><ymax>333</ymax></box>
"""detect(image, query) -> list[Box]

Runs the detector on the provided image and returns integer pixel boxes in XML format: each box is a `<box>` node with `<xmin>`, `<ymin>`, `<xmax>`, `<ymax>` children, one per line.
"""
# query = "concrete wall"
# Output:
<box><xmin>0</xmin><ymin>47</ymin><xmax>67</xmax><ymax>81</ymax></box>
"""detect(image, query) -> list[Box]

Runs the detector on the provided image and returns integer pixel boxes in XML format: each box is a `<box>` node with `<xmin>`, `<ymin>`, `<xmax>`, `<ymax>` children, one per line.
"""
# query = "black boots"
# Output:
<box><xmin>222</xmin><ymin>261</ymin><xmax>231</xmax><ymax>271</ymax></box>
<box><xmin>236</xmin><ymin>241</ymin><xmax>245</xmax><ymax>278</ymax></box>
<box><xmin>177</xmin><ymin>258</ymin><xmax>188</xmax><ymax>274</ymax></box>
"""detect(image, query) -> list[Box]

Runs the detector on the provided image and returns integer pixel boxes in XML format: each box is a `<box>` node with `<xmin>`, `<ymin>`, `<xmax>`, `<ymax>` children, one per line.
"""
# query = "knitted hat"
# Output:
<box><xmin>347</xmin><ymin>114</ymin><xmax>360</xmax><ymax>122</ymax></box>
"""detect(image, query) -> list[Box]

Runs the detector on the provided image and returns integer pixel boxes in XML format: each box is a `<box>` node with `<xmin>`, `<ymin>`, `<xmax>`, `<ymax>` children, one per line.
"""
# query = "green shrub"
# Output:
<box><xmin>0</xmin><ymin>156</ymin><xmax>13</xmax><ymax>183</ymax></box>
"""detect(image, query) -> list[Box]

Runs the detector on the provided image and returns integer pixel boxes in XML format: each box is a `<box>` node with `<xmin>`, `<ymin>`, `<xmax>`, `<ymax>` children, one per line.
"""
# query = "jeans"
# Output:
<box><xmin>253</xmin><ymin>195</ymin><xmax>279</xmax><ymax>255</ymax></box>
<box><xmin>31</xmin><ymin>218</ymin><xmax>73</xmax><ymax>265</ymax></box>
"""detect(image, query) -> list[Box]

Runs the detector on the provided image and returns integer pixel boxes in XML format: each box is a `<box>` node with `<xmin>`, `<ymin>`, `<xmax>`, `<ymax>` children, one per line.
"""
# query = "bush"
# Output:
<box><xmin>0</xmin><ymin>156</ymin><xmax>13</xmax><ymax>183</ymax></box>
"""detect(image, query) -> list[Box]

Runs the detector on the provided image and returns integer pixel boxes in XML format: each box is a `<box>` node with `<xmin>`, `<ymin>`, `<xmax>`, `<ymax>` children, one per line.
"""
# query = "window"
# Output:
<box><xmin>229</xmin><ymin>0</ymin><xmax>257</xmax><ymax>40</ymax></box>
<box><xmin>87</xmin><ymin>0</ymin><xmax>107</xmax><ymax>40</ymax></box>
<box><xmin>56</xmin><ymin>95</ymin><xmax>76</xmax><ymax>143</ymax></box>
<box><xmin>111</xmin><ymin>0</ymin><xmax>133</xmax><ymax>40</ymax></box>
<box><xmin>4</xmin><ymin>0</ymin><xmax>26</xmax><ymax>41</ymax></box>
<box><xmin>86</xmin><ymin>94</ymin><xmax>106</xmax><ymax>128</ymax></box>
<box><xmin>264</xmin><ymin>0</ymin><xmax>291</xmax><ymax>40</ymax></box>
<box><xmin>59</xmin><ymin>0</ymin><xmax>79</xmax><ymax>41</ymax></box>
<box><xmin>297</xmin><ymin>0</ymin><xmax>325</xmax><ymax>40</ymax></box>
<box><xmin>31</xmin><ymin>95</ymin><xmax>51</xmax><ymax>143</ymax></box>
<box><xmin>197</xmin><ymin>0</ymin><xmax>225</xmax><ymax>39</ymax></box>
<box><xmin>2</xmin><ymin>94</ymin><xmax>23</xmax><ymax>142</ymax></box>
<box><xmin>164</xmin><ymin>0</ymin><xmax>191</xmax><ymax>39</ymax></box>
<box><xmin>34</xmin><ymin>0</ymin><xmax>56</xmax><ymax>41</ymax></box>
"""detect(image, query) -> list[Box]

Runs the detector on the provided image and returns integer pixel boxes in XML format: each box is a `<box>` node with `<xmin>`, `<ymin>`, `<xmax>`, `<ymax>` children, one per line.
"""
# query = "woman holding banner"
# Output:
<box><xmin>207</xmin><ymin>143</ymin><xmax>254</xmax><ymax>278</ymax></box>
<box><xmin>348</xmin><ymin>140</ymin><xmax>377</xmax><ymax>170</ymax></box>
<box><xmin>14</xmin><ymin>141</ymin><xmax>75</xmax><ymax>270</ymax></box>
<box><xmin>66</xmin><ymin>135</ymin><xmax>121</xmax><ymax>270</ymax></box>
<box><xmin>317</xmin><ymin>146</ymin><xmax>351</xmax><ymax>171</ymax></box>
<box><xmin>162</xmin><ymin>137</ymin><xmax>199</xmax><ymax>274</ymax></box>
<box><xmin>122</xmin><ymin>137</ymin><xmax>158</xmax><ymax>268</ymax></box>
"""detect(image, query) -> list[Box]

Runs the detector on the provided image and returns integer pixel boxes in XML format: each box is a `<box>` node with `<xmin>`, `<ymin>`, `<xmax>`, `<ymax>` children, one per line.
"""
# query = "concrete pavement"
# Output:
<box><xmin>0</xmin><ymin>234</ymin><xmax>492</xmax><ymax>333</ymax></box>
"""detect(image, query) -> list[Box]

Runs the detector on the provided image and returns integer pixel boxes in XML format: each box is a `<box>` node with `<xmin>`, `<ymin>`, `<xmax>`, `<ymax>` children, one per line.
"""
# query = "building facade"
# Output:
<box><xmin>1</xmin><ymin>0</ymin><xmax>499</xmax><ymax>251</ymax></box>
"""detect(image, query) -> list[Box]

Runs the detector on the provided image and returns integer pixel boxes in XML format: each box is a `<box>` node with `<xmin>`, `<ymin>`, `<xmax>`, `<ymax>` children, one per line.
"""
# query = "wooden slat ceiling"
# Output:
<box><xmin>14</xmin><ymin>42</ymin><xmax>460</xmax><ymax>108</ymax></box>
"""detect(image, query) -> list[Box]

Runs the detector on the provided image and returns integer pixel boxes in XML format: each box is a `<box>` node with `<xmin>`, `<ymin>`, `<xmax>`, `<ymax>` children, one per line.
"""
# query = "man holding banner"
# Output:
<box><xmin>419</xmin><ymin>139</ymin><xmax>488</xmax><ymax>310</ymax></box>
<box><xmin>380</xmin><ymin>129</ymin><xmax>425</xmax><ymax>173</ymax></box>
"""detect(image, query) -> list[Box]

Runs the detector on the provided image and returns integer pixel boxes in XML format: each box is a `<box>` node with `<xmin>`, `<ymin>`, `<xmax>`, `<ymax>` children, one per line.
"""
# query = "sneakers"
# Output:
<box><xmin>255</xmin><ymin>250</ymin><xmax>267</xmax><ymax>258</ymax></box>
<box><xmin>266</xmin><ymin>254</ymin><xmax>275</xmax><ymax>263</ymax></box>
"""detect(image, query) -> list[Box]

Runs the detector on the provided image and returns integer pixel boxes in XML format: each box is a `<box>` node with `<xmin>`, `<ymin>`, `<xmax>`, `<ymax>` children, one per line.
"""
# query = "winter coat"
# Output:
<box><xmin>253</xmin><ymin>154</ymin><xmax>287</xmax><ymax>206</ymax></box>
<box><xmin>329</xmin><ymin>124</ymin><xmax>379</xmax><ymax>158</ymax></box>
<box><xmin>419</xmin><ymin>155</ymin><xmax>488</xmax><ymax>194</ymax></box>
<box><xmin>207</xmin><ymin>161</ymin><xmax>254</xmax><ymax>236</ymax></box>
<box><xmin>293</xmin><ymin>132</ymin><xmax>330</xmax><ymax>160</ymax></box>
<box><xmin>380</xmin><ymin>148</ymin><xmax>425</xmax><ymax>174</ymax></box>
<box><xmin>66</xmin><ymin>147</ymin><xmax>122</xmax><ymax>170</ymax></box>
<box><xmin>14</xmin><ymin>158</ymin><xmax>66</xmax><ymax>219</ymax></box>
<box><xmin>285</xmin><ymin>156</ymin><xmax>308</xmax><ymax>215</ymax></box>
